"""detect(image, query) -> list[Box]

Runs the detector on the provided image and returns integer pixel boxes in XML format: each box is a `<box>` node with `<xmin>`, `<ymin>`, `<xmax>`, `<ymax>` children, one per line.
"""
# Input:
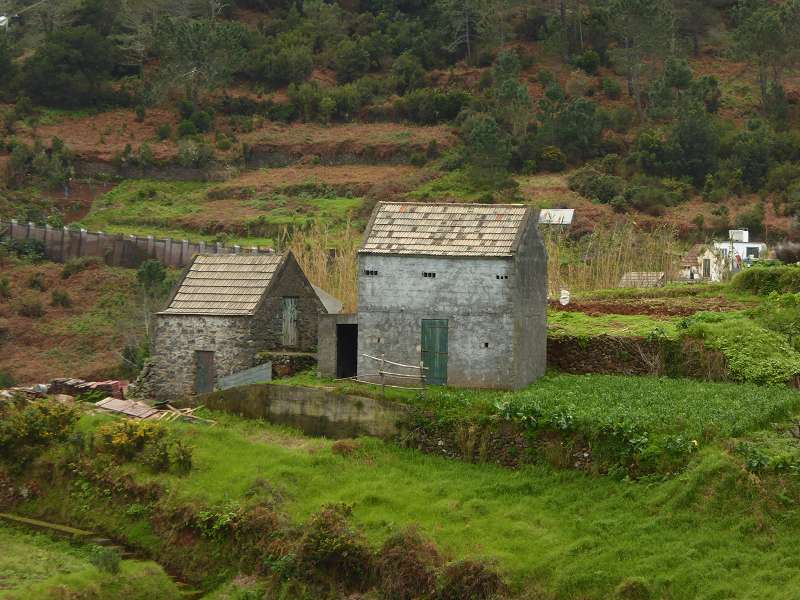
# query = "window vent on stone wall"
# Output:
<box><xmin>423</xmin><ymin>272</ymin><xmax>436</xmax><ymax>278</ymax></box>
<box><xmin>483</xmin><ymin>342</ymin><xmax>489</xmax><ymax>348</ymax></box>
<box><xmin>364</xmin><ymin>269</ymin><xmax>378</xmax><ymax>276</ymax></box>
<box><xmin>496</xmin><ymin>275</ymin><xmax>508</xmax><ymax>280</ymax></box>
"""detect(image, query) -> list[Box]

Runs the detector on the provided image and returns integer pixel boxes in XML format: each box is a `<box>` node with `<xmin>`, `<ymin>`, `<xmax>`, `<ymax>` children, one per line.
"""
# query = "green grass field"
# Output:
<box><xmin>61</xmin><ymin>404</ymin><xmax>800</xmax><ymax>600</ymax></box>
<box><xmin>77</xmin><ymin>179</ymin><xmax>363</xmax><ymax>247</ymax></box>
<box><xmin>547</xmin><ymin>310</ymin><xmax>681</xmax><ymax>338</ymax></box>
<box><xmin>0</xmin><ymin>525</ymin><xmax>180</xmax><ymax>599</ymax></box>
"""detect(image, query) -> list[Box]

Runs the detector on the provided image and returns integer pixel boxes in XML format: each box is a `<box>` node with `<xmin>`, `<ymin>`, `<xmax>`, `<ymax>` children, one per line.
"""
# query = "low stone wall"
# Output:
<box><xmin>546</xmin><ymin>335</ymin><xmax>729</xmax><ymax>380</ymax></box>
<box><xmin>185</xmin><ymin>383</ymin><xmax>410</xmax><ymax>439</ymax></box>
<box><xmin>547</xmin><ymin>335</ymin><xmax>663</xmax><ymax>376</ymax></box>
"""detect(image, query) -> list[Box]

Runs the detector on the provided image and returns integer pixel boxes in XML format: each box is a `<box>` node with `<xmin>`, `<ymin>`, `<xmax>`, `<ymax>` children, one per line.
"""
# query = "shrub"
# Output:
<box><xmin>178</xmin><ymin>139</ymin><xmax>214</xmax><ymax>168</ymax></box>
<box><xmin>730</xmin><ymin>265</ymin><xmax>800</xmax><ymax>295</ymax></box>
<box><xmin>134</xmin><ymin>105</ymin><xmax>146</xmax><ymax>123</ymax></box>
<box><xmin>568</xmin><ymin>167</ymin><xmax>626</xmax><ymax>203</ymax></box>
<box><xmin>0</xmin><ymin>399</ymin><xmax>79</xmax><ymax>462</ymax></box>
<box><xmin>248</xmin><ymin>44</ymin><xmax>313</xmax><ymax>88</ymax></box>
<box><xmin>141</xmin><ymin>439</ymin><xmax>171</xmax><ymax>473</ymax></box>
<box><xmin>96</xmin><ymin>420</ymin><xmax>165</xmax><ymax>460</ymax></box>
<box><xmin>50</xmin><ymin>289</ymin><xmax>72</xmax><ymax>308</ymax></box>
<box><xmin>334</xmin><ymin>38</ymin><xmax>371</xmax><ymax>83</ymax></box>
<box><xmin>615</xmin><ymin>577</ymin><xmax>652</xmax><ymax>600</ymax></box>
<box><xmin>377</xmin><ymin>528</ymin><xmax>441</xmax><ymax>600</ymax></box>
<box><xmin>539</xmin><ymin>146</ymin><xmax>567</xmax><ymax>172</ymax></box>
<box><xmin>27</xmin><ymin>272</ymin><xmax>47</xmax><ymax>291</ymax></box>
<box><xmin>171</xmin><ymin>439</ymin><xmax>194</xmax><ymax>474</ymax></box>
<box><xmin>436</xmin><ymin>559</ymin><xmax>507</xmax><ymax>600</ymax></box>
<box><xmin>5</xmin><ymin>239</ymin><xmax>45</xmax><ymax>261</ymax></box>
<box><xmin>156</xmin><ymin>123</ymin><xmax>172</xmax><ymax>141</ymax></box>
<box><xmin>537</xmin><ymin>68</ymin><xmax>555</xmax><ymax>86</ymax></box>
<box><xmin>0</xmin><ymin>278</ymin><xmax>10</xmax><ymax>300</ymax></box>
<box><xmin>602</xmin><ymin>77</ymin><xmax>622</xmax><ymax>99</ymax></box>
<box><xmin>177</xmin><ymin>120</ymin><xmax>198</xmax><ymax>137</ymax></box>
<box><xmin>17</xmin><ymin>296</ymin><xmax>44</xmax><ymax>318</ymax></box>
<box><xmin>573</xmin><ymin>49</ymin><xmax>601</xmax><ymax>74</ymax></box>
<box><xmin>295</xmin><ymin>504</ymin><xmax>374</xmax><ymax>589</ymax></box>
<box><xmin>61</xmin><ymin>256</ymin><xmax>101</xmax><ymax>279</ymax></box>
<box><xmin>776</xmin><ymin>242</ymin><xmax>800</xmax><ymax>264</ymax></box>
<box><xmin>191</xmin><ymin>110</ymin><xmax>213</xmax><ymax>133</ymax></box>
<box><xmin>0</xmin><ymin>371</ymin><xmax>14</xmax><ymax>388</ymax></box>
<box><xmin>395</xmin><ymin>88</ymin><xmax>471</xmax><ymax>125</ymax></box>
<box><xmin>89</xmin><ymin>547</ymin><xmax>121</xmax><ymax>575</ymax></box>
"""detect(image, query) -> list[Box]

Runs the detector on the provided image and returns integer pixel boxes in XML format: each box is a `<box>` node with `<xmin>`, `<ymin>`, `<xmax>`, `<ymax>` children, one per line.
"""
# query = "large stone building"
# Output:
<box><xmin>149</xmin><ymin>252</ymin><xmax>336</xmax><ymax>399</ymax></box>
<box><xmin>353</xmin><ymin>202</ymin><xmax>548</xmax><ymax>390</ymax></box>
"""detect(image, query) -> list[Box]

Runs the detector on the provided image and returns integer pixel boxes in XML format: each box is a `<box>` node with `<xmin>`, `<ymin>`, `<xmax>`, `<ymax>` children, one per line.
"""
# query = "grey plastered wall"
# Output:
<box><xmin>318</xmin><ymin>313</ymin><xmax>358</xmax><ymax>377</ymax></box>
<box><xmin>249</xmin><ymin>254</ymin><xmax>327</xmax><ymax>352</ymax></box>
<box><xmin>149</xmin><ymin>314</ymin><xmax>252</xmax><ymax>399</ymax></box>
<box><xmin>357</xmin><ymin>254</ymin><xmax>520</xmax><ymax>388</ymax></box>
<box><xmin>512</xmin><ymin>220</ymin><xmax>549</xmax><ymax>388</ymax></box>
<box><xmin>182</xmin><ymin>384</ymin><xmax>411</xmax><ymax>439</ymax></box>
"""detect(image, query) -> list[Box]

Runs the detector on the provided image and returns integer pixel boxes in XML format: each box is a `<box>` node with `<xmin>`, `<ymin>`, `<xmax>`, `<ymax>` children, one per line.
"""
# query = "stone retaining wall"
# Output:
<box><xmin>182</xmin><ymin>383</ymin><xmax>410</xmax><ymax>439</ymax></box>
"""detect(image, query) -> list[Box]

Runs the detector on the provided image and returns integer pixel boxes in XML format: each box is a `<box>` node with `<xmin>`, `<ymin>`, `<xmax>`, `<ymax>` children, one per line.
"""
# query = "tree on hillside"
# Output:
<box><xmin>22</xmin><ymin>26</ymin><xmax>116</xmax><ymax>107</ymax></box>
<box><xmin>673</xmin><ymin>0</ymin><xmax>716</xmax><ymax>56</ymax></box>
<box><xmin>153</xmin><ymin>16</ymin><xmax>249</xmax><ymax>104</ymax></box>
<box><xmin>492</xmin><ymin>50</ymin><xmax>532</xmax><ymax>139</ymax></box>
<box><xmin>437</xmin><ymin>0</ymin><xmax>481</xmax><ymax>62</ymax></box>
<box><xmin>733</xmin><ymin>0</ymin><xmax>800</xmax><ymax>116</ymax></box>
<box><xmin>608</xmin><ymin>0</ymin><xmax>673</xmax><ymax>120</ymax></box>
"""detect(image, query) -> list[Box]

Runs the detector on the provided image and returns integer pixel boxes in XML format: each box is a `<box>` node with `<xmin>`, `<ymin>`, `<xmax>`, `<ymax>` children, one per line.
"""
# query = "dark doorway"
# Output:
<box><xmin>194</xmin><ymin>350</ymin><xmax>216</xmax><ymax>394</ymax></box>
<box><xmin>336</xmin><ymin>324</ymin><xmax>358</xmax><ymax>378</ymax></box>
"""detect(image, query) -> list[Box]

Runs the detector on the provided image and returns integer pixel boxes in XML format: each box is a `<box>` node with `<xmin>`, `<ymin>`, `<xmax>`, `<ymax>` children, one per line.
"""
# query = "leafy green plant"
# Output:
<box><xmin>51</xmin><ymin>289</ymin><xmax>72</xmax><ymax>308</ymax></box>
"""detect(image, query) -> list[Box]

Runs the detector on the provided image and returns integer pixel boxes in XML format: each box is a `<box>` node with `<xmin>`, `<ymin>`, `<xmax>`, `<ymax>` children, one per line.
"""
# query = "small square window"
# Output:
<box><xmin>495</xmin><ymin>274</ymin><xmax>508</xmax><ymax>280</ymax></box>
<box><xmin>483</xmin><ymin>342</ymin><xmax>489</xmax><ymax>348</ymax></box>
<box><xmin>364</xmin><ymin>269</ymin><xmax>378</xmax><ymax>276</ymax></box>
<box><xmin>423</xmin><ymin>272</ymin><xmax>436</xmax><ymax>278</ymax></box>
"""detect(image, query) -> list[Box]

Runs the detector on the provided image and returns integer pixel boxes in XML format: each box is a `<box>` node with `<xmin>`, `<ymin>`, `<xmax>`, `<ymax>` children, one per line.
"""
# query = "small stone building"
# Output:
<box><xmin>355</xmin><ymin>202</ymin><xmax>548</xmax><ymax>390</ymax></box>
<box><xmin>149</xmin><ymin>252</ymin><xmax>334</xmax><ymax>399</ymax></box>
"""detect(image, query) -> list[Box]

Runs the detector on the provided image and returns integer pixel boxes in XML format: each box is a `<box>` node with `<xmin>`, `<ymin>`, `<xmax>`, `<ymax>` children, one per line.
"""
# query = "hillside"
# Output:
<box><xmin>0</xmin><ymin>0</ymin><xmax>797</xmax><ymax>249</ymax></box>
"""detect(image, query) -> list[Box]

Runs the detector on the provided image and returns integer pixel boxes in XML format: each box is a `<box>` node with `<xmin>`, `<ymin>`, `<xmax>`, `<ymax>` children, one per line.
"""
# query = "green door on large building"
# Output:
<box><xmin>421</xmin><ymin>319</ymin><xmax>448</xmax><ymax>385</ymax></box>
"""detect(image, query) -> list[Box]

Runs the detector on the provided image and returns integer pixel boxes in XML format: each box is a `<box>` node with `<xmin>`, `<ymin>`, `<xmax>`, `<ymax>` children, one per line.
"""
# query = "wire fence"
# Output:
<box><xmin>338</xmin><ymin>353</ymin><xmax>428</xmax><ymax>394</ymax></box>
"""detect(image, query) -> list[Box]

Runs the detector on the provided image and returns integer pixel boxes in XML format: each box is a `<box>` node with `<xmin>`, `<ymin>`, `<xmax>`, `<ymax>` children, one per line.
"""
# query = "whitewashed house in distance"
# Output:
<box><xmin>680</xmin><ymin>230</ymin><xmax>767</xmax><ymax>282</ymax></box>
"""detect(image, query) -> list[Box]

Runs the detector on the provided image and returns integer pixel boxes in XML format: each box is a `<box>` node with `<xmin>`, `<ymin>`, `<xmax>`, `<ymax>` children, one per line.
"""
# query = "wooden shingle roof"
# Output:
<box><xmin>360</xmin><ymin>202</ymin><xmax>531</xmax><ymax>257</ymax></box>
<box><xmin>161</xmin><ymin>254</ymin><xmax>285</xmax><ymax>316</ymax></box>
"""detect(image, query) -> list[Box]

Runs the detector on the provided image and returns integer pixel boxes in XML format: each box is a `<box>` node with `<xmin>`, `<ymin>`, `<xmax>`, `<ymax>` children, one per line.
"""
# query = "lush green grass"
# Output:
<box><xmin>63</xmin><ymin>409</ymin><xmax>800</xmax><ymax>600</ymax></box>
<box><xmin>408</xmin><ymin>169</ymin><xmax>500</xmax><ymax>202</ymax></box>
<box><xmin>0</xmin><ymin>524</ymin><xmax>180</xmax><ymax>599</ymax></box>
<box><xmin>78</xmin><ymin>180</ymin><xmax>363</xmax><ymax>247</ymax></box>
<box><xmin>278</xmin><ymin>372</ymin><xmax>800</xmax><ymax>440</ymax></box>
<box><xmin>548</xmin><ymin>310</ymin><xmax>681</xmax><ymax>338</ymax></box>
<box><xmin>576</xmin><ymin>282</ymin><xmax>758</xmax><ymax>303</ymax></box>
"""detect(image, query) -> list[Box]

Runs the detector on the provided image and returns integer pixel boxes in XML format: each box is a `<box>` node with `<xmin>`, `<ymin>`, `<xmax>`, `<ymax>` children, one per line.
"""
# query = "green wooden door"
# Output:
<box><xmin>421</xmin><ymin>319</ymin><xmax>448</xmax><ymax>385</ymax></box>
<box><xmin>194</xmin><ymin>351</ymin><xmax>215</xmax><ymax>394</ymax></box>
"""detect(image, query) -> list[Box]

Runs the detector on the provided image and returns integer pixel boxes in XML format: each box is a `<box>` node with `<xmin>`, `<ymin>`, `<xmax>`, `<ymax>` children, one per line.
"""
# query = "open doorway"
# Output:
<box><xmin>336</xmin><ymin>324</ymin><xmax>358</xmax><ymax>378</ymax></box>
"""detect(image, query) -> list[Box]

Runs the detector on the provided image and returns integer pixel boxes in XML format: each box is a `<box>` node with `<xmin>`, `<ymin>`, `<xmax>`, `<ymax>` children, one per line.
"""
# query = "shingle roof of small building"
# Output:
<box><xmin>619</xmin><ymin>272</ymin><xmax>666</xmax><ymax>288</ymax></box>
<box><xmin>360</xmin><ymin>202</ymin><xmax>531</xmax><ymax>257</ymax></box>
<box><xmin>161</xmin><ymin>254</ymin><xmax>284</xmax><ymax>316</ymax></box>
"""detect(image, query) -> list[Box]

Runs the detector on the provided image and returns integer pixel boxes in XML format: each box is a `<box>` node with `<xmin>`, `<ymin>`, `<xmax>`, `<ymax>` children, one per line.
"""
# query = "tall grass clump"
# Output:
<box><xmin>286</xmin><ymin>222</ymin><xmax>359</xmax><ymax>312</ymax></box>
<box><xmin>543</xmin><ymin>222</ymin><xmax>681</xmax><ymax>295</ymax></box>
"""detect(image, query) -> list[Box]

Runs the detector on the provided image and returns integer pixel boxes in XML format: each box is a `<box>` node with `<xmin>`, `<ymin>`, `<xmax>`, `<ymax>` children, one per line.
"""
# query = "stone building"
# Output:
<box><xmin>149</xmin><ymin>252</ymin><xmax>336</xmax><ymax>399</ymax></box>
<box><xmin>353</xmin><ymin>202</ymin><xmax>548</xmax><ymax>390</ymax></box>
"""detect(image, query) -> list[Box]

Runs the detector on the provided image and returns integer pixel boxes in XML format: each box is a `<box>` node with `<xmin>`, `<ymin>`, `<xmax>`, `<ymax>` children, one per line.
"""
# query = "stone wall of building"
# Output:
<box><xmin>318</xmin><ymin>313</ymin><xmax>358</xmax><ymax>378</ymax></box>
<box><xmin>149</xmin><ymin>315</ymin><xmax>253</xmax><ymax>399</ymax></box>
<box><xmin>249</xmin><ymin>255</ymin><xmax>326</xmax><ymax>353</ymax></box>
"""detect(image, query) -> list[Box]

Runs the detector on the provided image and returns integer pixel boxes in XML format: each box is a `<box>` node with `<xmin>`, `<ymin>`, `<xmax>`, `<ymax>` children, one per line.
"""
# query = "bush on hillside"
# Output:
<box><xmin>730</xmin><ymin>265</ymin><xmax>800</xmax><ymax>295</ymax></box>
<box><xmin>436</xmin><ymin>559</ymin><xmax>508</xmax><ymax>600</ymax></box>
<box><xmin>376</xmin><ymin>528</ymin><xmax>442</xmax><ymax>600</ymax></box>
<box><xmin>395</xmin><ymin>88</ymin><xmax>470</xmax><ymax>125</ymax></box>
<box><xmin>0</xmin><ymin>399</ymin><xmax>79</xmax><ymax>463</ymax></box>
<box><xmin>61</xmin><ymin>256</ymin><xmax>101</xmax><ymax>279</ymax></box>
<box><xmin>295</xmin><ymin>503</ymin><xmax>374</xmax><ymax>589</ymax></box>
<box><xmin>17</xmin><ymin>296</ymin><xmax>44</xmax><ymax>318</ymax></box>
